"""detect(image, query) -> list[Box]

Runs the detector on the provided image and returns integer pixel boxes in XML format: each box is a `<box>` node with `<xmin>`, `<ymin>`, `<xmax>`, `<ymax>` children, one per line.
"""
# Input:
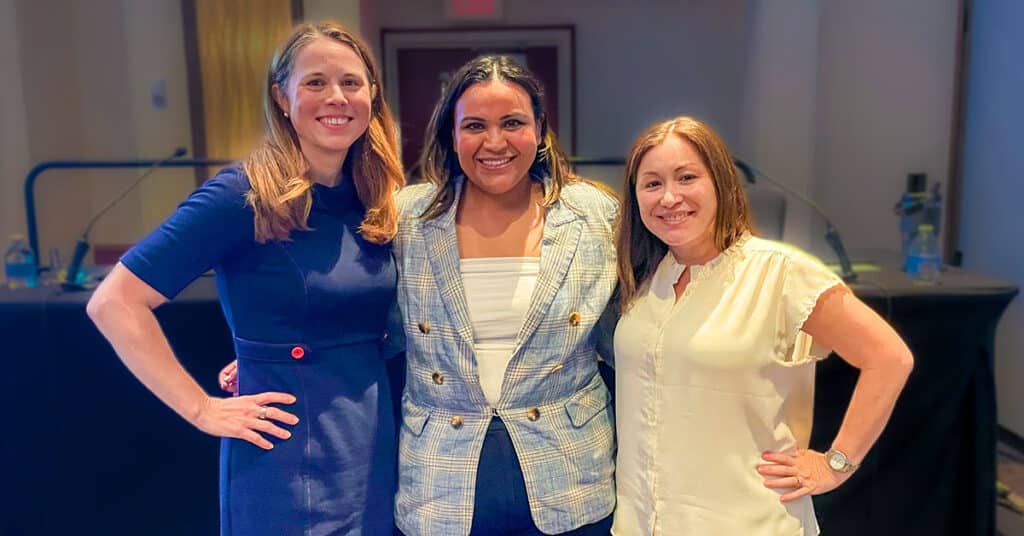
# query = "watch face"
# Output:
<box><xmin>827</xmin><ymin>451</ymin><xmax>846</xmax><ymax>470</ymax></box>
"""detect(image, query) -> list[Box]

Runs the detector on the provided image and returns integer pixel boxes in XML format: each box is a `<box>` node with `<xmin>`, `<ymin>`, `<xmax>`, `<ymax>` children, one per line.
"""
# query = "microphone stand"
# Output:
<box><xmin>734</xmin><ymin>158</ymin><xmax>857</xmax><ymax>283</ymax></box>
<box><xmin>62</xmin><ymin>148</ymin><xmax>188</xmax><ymax>291</ymax></box>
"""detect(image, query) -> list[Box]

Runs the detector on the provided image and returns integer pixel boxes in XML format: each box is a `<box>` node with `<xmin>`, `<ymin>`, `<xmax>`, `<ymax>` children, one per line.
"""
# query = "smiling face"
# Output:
<box><xmin>272</xmin><ymin>36</ymin><xmax>372</xmax><ymax>180</ymax></box>
<box><xmin>452</xmin><ymin>80</ymin><xmax>542</xmax><ymax>197</ymax></box>
<box><xmin>635</xmin><ymin>134</ymin><xmax>720</xmax><ymax>263</ymax></box>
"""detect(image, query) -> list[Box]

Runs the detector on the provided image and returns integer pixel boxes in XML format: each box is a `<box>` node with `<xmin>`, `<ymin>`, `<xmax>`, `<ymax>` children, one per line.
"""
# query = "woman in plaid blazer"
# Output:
<box><xmin>392</xmin><ymin>56</ymin><xmax>618</xmax><ymax>536</ymax></box>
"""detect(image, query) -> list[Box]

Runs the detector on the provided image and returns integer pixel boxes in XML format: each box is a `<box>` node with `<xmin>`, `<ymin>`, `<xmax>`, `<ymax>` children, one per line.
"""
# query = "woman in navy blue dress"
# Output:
<box><xmin>87</xmin><ymin>21</ymin><xmax>404</xmax><ymax>535</ymax></box>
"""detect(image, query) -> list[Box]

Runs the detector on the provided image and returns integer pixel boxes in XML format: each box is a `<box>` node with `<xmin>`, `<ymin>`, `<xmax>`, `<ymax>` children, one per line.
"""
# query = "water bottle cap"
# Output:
<box><xmin>907</xmin><ymin>173</ymin><xmax>927</xmax><ymax>193</ymax></box>
<box><xmin>918</xmin><ymin>223</ymin><xmax>934</xmax><ymax>232</ymax></box>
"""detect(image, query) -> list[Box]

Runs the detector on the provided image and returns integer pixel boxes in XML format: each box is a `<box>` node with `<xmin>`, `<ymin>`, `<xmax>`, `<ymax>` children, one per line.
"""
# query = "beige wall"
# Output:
<box><xmin>812</xmin><ymin>0</ymin><xmax>959</xmax><ymax>255</ymax></box>
<box><xmin>302</xmin><ymin>0</ymin><xmax>360</xmax><ymax>31</ymax></box>
<box><xmin>0</xmin><ymin>0</ymin><xmax>31</xmax><ymax>252</ymax></box>
<box><xmin>3</xmin><ymin>0</ymin><xmax>194</xmax><ymax>265</ymax></box>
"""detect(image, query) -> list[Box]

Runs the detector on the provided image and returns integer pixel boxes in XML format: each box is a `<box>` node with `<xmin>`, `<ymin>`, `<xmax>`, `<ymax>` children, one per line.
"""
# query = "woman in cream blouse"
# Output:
<box><xmin>611</xmin><ymin>116</ymin><xmax>914</xmax><ymax>535</ymax></box>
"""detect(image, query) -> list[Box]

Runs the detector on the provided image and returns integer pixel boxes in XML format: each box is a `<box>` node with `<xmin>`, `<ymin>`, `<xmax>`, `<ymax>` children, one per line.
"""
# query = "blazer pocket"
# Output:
<box><xmin>402</xmin><ymin>401</ymin><xmax>431</xmax><ymax>436</ymax></box>
<box><xmin>564</xmin><ymin>380</ymin><xmax>611</xmax><ymax>428</ymax></box>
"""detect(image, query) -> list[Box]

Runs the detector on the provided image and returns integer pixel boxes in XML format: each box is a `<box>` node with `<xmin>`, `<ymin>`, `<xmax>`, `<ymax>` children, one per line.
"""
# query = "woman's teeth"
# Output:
<box><xmin>319</xmin><ymin>117</ymin><xmax>350</xmax><ymax>126</ymax></box>
<box><xmin>662</xmin><ymin>212</ymin><xmax>692</xmax><ymax>222</ymax></box>
<box><xmin>480</xmin><ymin>157</ymin><xmax>512</xmax><ymax>168</ymax></box>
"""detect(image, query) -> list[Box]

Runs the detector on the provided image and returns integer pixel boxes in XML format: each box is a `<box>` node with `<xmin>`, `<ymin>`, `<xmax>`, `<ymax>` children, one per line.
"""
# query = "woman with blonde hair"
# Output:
<box><xmin>612</xmin><ymin>116</ymin><xmax>913</xmax><ymax>534</ymax></box>
<box><xmin>88</xmin><ymin>21</ymin><xmax>404</xmax><ymax>535</ymax></box>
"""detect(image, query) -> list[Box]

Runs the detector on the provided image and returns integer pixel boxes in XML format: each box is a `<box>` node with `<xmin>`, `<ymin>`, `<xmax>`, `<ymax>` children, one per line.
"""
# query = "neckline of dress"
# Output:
<box><xmin>311</xmin><ymin>176</ymin><xmax>359</xmax><ymax>210</ymax></box>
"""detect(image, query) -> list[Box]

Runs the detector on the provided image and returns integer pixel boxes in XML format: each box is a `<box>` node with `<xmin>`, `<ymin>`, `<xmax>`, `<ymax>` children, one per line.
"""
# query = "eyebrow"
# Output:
<box><xmin>459</xmin><ymin>112</ymin><xmax>530</xmax><ymax>123</ymax></box>
<box><xmin>640</xmin><ymin>163</ymin><xmax>700</xmax><ymax>176</ymax></box>
<box><xmin>300</xmin><ymin>70</ymin><xmax>365</xmax><ymax>79</ymax></box>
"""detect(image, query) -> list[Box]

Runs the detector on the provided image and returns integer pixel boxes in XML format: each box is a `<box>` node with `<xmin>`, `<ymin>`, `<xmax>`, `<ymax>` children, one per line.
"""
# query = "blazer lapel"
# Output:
<box><xmin>420</xmin><ymin>182</ymin><xmax>476</xmax><ymax>348</ymax></box>
<box><xmin>511</xmin><ymin>196</ymin><xmax>582</xmax><ymax>354</ymax></box>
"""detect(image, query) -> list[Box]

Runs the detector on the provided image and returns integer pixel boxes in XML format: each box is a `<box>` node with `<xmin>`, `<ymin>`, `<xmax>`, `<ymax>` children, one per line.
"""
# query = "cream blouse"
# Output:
<box><xmin>612</xmin><ymin>234</ymin><xmax>843</xmax><ymax>536</ymax></box>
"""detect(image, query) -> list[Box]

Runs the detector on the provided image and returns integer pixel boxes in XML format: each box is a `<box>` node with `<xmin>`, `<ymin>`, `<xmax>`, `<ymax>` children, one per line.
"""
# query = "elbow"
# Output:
<box><xmin>85</xmin><ymin>290</ymin><xmax>106</xmax><ymax>324</ymax></box>
<box><xmin>86</xmin><ymin>286</ymin><xmax>119</xmax><ymax>328</ymax></box>
<box><xmin>893</xmin><ymin>347</ymin><xmax>914</xmax><ymax>380</ymax></box>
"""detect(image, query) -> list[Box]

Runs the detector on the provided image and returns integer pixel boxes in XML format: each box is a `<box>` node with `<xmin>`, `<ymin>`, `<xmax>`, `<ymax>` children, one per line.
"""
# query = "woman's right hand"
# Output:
<box><xmin>193</xmin><ymin>392</ymin><xmax>299</xmax><ymax>450</ymax></box>
<box><xmin>218</xmin><ymin>360</ymin><xmax>239</xmax><ymax>394</ymax></box>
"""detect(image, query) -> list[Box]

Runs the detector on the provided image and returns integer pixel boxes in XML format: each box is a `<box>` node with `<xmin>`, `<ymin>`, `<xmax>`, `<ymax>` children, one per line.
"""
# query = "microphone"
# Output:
<box><xmin>62</xmin><ymin>147</ymin><xmax>188</xmax><ymax>291</ymax></box>
<box><xmin>734</xmin><ymin>158</ymin><xmax>857</xmax><ymax>283</ymax></box>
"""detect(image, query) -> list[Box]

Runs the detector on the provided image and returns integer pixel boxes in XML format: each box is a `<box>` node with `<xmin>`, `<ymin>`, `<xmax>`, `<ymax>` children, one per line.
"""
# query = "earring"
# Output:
<box><xmin>284</xmin><ymin>112</ymin><xmax>289</xmax><ymax>118</ymax></box>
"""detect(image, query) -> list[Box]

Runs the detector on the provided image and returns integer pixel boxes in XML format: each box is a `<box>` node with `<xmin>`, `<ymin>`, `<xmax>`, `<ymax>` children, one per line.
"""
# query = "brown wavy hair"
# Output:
<box><xmin>616</xmin><ymin>116</ymin><xmax>754</xmax><ymax>312</ymax></box>
<box><xmin>243</xmin><ymin>21</ymin><xmax>403</xmax><ymax>244</ymax></box>
<box><xmin>418</xmin><ymin>55</ymin><xmax>580</xmax><ymax>220</ymax></box>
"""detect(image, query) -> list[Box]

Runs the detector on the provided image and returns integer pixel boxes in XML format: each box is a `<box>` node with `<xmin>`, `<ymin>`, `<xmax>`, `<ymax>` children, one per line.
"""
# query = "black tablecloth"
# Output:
<box><xmin>0</xmin><ymin>263</ymin><xmax>1016</xmax><ymax>535</ymax></box>
<box><xmin>810</xmin><ymin>262</ymin><xmax>1017</xmax><ymax>536</ymax></box>
<box><xmin>2</xmin><ymin>279</ymin><xmax>230</xmax><ymax>535</ymax></box>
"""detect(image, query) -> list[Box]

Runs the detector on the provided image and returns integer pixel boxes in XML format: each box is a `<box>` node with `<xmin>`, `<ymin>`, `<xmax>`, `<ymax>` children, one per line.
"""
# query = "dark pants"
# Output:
<box><xmin>469</xmin><ymin>417</ymin><xmax>612</xmax><ymax>536</ymax></box>
<box><xmin>394</xmin><ymin>418</ymin><xmax>611</xmax><ymax>536</ymax></box>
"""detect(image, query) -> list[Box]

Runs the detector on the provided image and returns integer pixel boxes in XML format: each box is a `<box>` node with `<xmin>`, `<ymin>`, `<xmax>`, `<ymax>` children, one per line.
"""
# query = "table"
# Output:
<box><xmin>2</xmin><ymin>278</ymin><xmax>230</xmax><ymax>535</ymax></box>
<box><xmin>0</xmin><ymin>261</ymin><xmax>1016</xmax><ymax>535</ymax></box>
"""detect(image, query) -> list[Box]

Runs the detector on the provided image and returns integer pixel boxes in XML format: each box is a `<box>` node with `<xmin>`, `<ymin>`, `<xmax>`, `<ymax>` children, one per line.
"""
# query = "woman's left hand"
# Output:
<box><xmin>757</xmin><ymin>449</ymin><xmax>852</xmax><ymax>502</ymax></box>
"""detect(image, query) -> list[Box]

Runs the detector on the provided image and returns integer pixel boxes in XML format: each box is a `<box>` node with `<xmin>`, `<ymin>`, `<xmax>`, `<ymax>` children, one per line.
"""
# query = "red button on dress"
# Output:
<box><xmin>291</xmin><ymin>346</ymin><xmax>305</xmax><ymax>359</ymax></box>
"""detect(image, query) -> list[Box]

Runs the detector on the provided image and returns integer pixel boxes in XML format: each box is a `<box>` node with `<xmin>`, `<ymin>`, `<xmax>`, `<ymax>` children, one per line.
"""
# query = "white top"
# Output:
<box><xmin>612</xmin><ymin>234</ymin><xmax>843</xmax><ymax>536</ymax></box>
<box><xmin>461</xmin><ymin>256</ymin><xmax>540</xmax><ymax>406</ymax></box>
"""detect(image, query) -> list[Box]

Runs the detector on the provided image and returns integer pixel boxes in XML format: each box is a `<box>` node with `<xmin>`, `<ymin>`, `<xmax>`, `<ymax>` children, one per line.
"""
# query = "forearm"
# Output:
<box><xmin>89</xmin><ymin>296</ymin><xmax>209</xmax><ymax>425</ymax></box>
<box><xmin>829</xmin><ymin>357</ymin><xmax>912</xmax><ymax>464</ymax></box>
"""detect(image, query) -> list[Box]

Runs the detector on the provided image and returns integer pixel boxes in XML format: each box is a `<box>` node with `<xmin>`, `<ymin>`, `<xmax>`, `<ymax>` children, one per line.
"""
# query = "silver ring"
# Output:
<box><xmin>258</xmin><ymin>406</ymin><xmax>268</xmax><ymax>420</ymax></box>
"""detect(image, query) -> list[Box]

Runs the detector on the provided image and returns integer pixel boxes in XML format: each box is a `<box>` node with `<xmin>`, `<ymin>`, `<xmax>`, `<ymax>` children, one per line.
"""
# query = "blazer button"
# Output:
<box><xmin>418</xmin><ymin>322</ymin><xmax>431</xmax><ymax>334</ymax></box>
<box><xmin>568</xmin><ymin>311</ymin><xmax>581</xmax><ymax>326</ymax></box>
<box><xmin>290</xmin><ymin>346</ymin><xmax>305</xmax><ymax>359</ymax></box>
<box><xmin>432</xmin><ymin>372</ymin><xmax>445</xmax><ymax>385</ymax></box>
<box><xmin>527</xmin><ymin>408</ymin><xmax>540</xmax><ymax>421</ymax></box>
<box><xmin>450</xmin><ymin>415</ymin><xmax>464</xmax><ymax>429</ymax></box>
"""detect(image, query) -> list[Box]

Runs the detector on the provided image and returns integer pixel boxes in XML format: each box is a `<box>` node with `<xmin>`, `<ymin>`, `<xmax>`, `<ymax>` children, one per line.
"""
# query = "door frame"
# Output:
<box><xmin>380</xmin><ymin>26</ymin><xmax>576</xmax><ymax>153</ymax></box>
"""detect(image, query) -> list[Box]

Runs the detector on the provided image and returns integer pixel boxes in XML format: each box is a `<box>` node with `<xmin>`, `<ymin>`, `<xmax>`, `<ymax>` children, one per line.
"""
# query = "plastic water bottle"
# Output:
<box><xmin>4</xmin><ymin>234</ymin><xmax>38</xmax><ymax>289</ymax></box>
<box><xmin>895</xmin><ymin>173</ymin><xmax>942</xmax><ymax>268</ymax></box>
<box><xmin>905</xmin><ymin>224</ymin><xmax>941</xmax><ymax>283</ymax></box>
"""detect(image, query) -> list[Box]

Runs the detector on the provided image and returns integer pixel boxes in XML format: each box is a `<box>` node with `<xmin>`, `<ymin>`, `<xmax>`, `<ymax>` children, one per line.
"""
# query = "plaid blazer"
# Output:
<box><xmin>392</xmin><ymin>177</ymin><xmax>618</xmax><ymax>535</ymax></box>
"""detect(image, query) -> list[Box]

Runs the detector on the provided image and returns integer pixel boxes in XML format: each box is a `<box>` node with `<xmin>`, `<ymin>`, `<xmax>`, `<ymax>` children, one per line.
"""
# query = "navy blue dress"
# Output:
<box><xmin>121</xmin><ymin>167</ymin><xmax>398</xmax><ymax>536</ymax></box>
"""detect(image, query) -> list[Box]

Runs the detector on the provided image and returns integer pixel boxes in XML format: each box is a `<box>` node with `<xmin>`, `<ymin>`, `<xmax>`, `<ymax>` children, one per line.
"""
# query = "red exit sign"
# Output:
<box><xmin>446</xmin><ymin>0</ymin><xmax>503</xmax><ymax>20</ymax></box>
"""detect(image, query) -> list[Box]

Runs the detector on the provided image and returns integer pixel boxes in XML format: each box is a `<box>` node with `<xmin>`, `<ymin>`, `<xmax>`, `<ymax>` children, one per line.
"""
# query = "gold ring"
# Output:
<box><xmin>258</xmin><ymin>406</ymin><xmax>268</xmax><ymax>420</ymax></box>
<box><xmin>796</xmin><ymin>476</ymin><xmax>804</xmax><ymax>487</ymax></box>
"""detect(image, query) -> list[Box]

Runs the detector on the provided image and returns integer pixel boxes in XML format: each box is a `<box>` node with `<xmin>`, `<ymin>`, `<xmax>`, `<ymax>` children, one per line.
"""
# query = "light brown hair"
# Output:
<box><xmin>616</xmin><ymin>116</ymin><xmax>754</xmax><ymax>312</ymax></box>
<box><xmin>243</xmin><ymin>21</ymin><xmax>403</xmax><ymax>244</ymax></box>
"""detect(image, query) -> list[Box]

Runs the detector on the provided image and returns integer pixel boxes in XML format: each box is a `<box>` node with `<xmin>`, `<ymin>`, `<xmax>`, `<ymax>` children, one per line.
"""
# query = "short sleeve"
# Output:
<box><xmin>776</xmin><ymin>248</ymin><xmax>845</xmax><ymax>365</ymax></box>
<box><xmin>120</xmin><ymin>167</ymin><xmax>253</xmax><ymax>300</ymax></box>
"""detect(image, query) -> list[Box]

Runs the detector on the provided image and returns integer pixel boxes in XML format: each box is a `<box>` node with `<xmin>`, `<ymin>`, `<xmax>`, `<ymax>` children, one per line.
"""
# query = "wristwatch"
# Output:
<box><xmin>825</xmin><ymin>448</ymin><xmax>859</xmax><ymax>473</ymax></box>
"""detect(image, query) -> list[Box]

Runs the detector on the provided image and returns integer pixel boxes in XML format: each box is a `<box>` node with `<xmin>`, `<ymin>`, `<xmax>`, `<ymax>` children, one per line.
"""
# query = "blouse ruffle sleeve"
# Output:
<box><xmin>775</xmin><ymin>247</ymin><xmax>845</xmax><ymax>365</ymax></box>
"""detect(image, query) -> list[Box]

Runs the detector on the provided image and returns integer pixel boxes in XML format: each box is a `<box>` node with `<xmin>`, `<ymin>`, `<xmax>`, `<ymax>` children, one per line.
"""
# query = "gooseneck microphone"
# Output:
<box><xmin>734</xmin><ymin>158</ymin><xmax>857</xmax><ymax>283</ymax></box>
<box><xmin>62</xmin><ymin>147</ymin><xmax>188</xmax><ymax>291</ymax></box>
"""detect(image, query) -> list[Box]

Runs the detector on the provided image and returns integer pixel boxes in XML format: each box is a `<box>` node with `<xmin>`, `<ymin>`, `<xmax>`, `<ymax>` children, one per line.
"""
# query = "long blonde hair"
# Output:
<box><xmin>243</xmin><ymin>21</ymin><xmax>403</xmax><ymax>244</ymax></box>
<box><xmin>616</xmin><ymin>116</ymin><xmax>754</xmax><ymax>312</ymax></box>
